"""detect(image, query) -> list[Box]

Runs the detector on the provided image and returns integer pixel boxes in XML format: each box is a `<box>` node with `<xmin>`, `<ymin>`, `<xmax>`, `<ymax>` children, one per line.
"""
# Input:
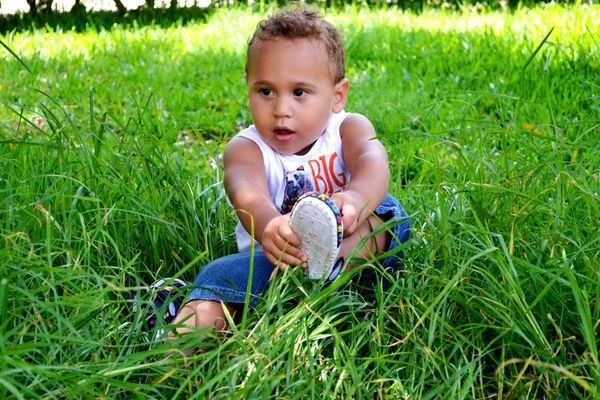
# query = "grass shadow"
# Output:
<box><xmin>1</xmin><ymin>5</ymin><xmax>217</xmax><ymax>35</ymax></box>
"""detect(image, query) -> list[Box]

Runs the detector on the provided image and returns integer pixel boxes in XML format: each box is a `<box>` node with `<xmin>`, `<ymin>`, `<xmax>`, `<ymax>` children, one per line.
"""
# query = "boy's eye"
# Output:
<box><xmin>260</xmin><ymin>89</ymin><xmax>274</xmax><ymax>96</ymax></box>
<box><xmin>293</xmin><ymin>89</ymin><xmax>307</xmax><ymax>97</ymax></box>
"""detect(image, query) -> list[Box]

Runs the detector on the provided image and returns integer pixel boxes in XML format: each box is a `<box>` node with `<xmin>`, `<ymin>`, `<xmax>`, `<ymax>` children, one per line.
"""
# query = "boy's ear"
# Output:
<box><xmin>332</xmin><ymin>78</ymin><xmax>349</xmax><ymax>113</ymax></box>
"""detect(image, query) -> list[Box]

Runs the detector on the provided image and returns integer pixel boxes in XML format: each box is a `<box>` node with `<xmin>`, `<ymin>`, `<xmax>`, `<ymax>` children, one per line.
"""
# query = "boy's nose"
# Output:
<box><xmin>273</xmin><ymin>97</ymin><xmax>292</xmax><ymax>118</ymax></box>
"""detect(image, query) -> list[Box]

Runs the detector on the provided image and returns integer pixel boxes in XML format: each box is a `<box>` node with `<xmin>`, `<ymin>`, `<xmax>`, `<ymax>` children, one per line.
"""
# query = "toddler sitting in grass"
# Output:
<box><xmin>162</xmin><ymin>5</ymin><xmax>410</xmax><ymax>340</ymax></box>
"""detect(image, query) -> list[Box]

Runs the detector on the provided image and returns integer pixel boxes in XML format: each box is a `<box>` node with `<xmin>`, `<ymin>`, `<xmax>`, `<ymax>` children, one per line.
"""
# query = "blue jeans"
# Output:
<box><xmin>186</xmin><ymin>193</ymin><xmax>410</xmax><ymax>307</ymax></box>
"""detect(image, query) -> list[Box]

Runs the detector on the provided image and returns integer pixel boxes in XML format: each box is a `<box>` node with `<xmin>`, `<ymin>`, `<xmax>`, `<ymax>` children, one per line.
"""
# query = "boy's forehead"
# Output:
<box><xmin>250</xmin><ymin>37</ymin><xmax>328</xmax><ymax>62</ymax></box>
<box><xmin>247</xmin><ymin>37</ymin><xmax>333</xmax><ymax>78</ymax></box>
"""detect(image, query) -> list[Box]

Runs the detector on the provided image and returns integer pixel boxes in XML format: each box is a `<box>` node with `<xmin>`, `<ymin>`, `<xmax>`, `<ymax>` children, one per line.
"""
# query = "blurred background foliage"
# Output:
<box><xmin>1</xmin><ymin>0</ymin><xmax>595</xmax><ymax>34</ymax></box>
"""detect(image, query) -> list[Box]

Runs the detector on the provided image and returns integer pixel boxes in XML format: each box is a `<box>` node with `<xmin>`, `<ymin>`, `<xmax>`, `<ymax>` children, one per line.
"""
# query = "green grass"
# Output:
<box><xmin>1</xmin><ymin>3</ymin><xmax>599</xmax><ymax>398</ymax></box>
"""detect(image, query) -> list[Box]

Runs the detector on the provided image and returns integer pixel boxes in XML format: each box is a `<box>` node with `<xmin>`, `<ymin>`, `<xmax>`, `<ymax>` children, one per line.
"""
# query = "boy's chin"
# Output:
<box><xmin>267</xmin><ymin>141</ymin><xmax>300</xmax><ymax>155</ymax></box>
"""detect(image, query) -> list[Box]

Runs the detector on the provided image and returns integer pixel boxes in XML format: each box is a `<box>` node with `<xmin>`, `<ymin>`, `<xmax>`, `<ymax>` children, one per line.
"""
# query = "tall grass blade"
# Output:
<box><xmin>0</xmin><ymin>39</ymin><xmax>32</xmax><ymax>74</ymax></box>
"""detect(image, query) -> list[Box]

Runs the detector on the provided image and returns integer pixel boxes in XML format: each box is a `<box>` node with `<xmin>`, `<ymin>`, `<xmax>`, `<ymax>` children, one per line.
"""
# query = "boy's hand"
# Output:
<box><xmin>331</xmin><ymin>190</ymin><xmax>366</xmax><ymax>238</ymax></box>
<box><xmin>262</xmin><ymin>214</ymin><xmax>308</xmax><ymax>271</ymax></box>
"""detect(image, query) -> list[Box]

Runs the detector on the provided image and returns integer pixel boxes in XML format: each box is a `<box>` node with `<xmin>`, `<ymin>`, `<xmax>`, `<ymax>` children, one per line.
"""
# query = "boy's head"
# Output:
<box><xmin>245</xmin><ymin>6</ymin><xmax>345</xmax><ymax>83</ymax></box>
<box><xmin>244</xmin><ymin>6</ymin><xmax>350</xmax><ymax>156</ymax></box>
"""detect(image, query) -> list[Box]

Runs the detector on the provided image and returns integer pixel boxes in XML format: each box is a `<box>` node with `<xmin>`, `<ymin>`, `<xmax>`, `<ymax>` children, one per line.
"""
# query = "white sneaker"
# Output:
<box><xmin>289</xmin><ymin>192</ymin><xmax>344</xmax><ymax>280</ymax></box>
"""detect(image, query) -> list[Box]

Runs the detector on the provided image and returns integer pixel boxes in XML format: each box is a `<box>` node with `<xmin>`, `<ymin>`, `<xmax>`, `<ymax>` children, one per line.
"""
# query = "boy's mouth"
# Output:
<box><xmin>273</xmin><ymin>127</ymin><xmax>295</xmax><ymax>143</ymax></box>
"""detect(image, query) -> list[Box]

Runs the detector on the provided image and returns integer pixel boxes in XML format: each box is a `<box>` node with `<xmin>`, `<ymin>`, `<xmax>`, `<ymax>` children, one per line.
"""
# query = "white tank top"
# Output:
<box><xmin>233</xmin><ymin>111</ymin><xmax>351</xmax><ymax>252</ymax></box>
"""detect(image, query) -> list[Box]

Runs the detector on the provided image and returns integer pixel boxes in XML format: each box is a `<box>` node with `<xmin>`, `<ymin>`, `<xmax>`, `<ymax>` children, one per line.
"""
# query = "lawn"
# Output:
<box><xmin>1</xmin><ymin>3</ymin><xmax>599</xmax><ymax>398</ymax></box>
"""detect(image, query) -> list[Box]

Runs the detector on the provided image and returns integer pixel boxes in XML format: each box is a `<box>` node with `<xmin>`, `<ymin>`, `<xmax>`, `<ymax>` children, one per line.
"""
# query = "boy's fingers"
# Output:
<box><xmin>265</xmin><ymin>236</ymin><xmax>307</xmax><ymax>264</ymax></box>
<box><xmin>283</xmin><ymin>242</ymin><xmax>307</xmax><ymax>263</ymax></box>
<box><xmin>341</xmin><ymin>204</ymin><xmax>357</xmax><ymax>225</ymax></box>
<box><xmin>270</xmin><ymin>236</ymin><xmax>305</xmax><ymax>259</ymax></box>
<box><xmin>276</xmin><ymin>260</ymin><xmax>300</xmax><ymax>271</ymax></box>
<box><xmin>264</xmin><ymin>245</ymin><xmax>305</xmax><ymax>269</ymax></box>
<box><xmin>278</xmin><ymin>262</ymin><xmax>294</xmax><ymax>272</ymax></box>
<box><xmin>331</xmin><ymin>193</ymin><xmax>360</xmax><ymax>232</ymax></box>
<box><xmin>279</xmin><ymin>222</ymin><xmax>301</xmax><ymax>247</ymax></box>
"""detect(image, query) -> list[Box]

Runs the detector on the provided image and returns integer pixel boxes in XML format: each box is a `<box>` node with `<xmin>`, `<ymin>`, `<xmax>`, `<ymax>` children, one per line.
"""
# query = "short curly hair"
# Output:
<box><xmin>245</xmin><ymin>5</ymin><xmax>346</xmax><ymax>83</ymax></box>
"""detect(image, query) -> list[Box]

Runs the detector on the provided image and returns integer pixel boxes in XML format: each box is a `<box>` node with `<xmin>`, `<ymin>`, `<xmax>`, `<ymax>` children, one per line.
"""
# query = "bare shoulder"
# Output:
<box><xmin>224</xmin><ymin>136</ymin><xmax>263</xmax><ymax>167</ymax></box>
<box><xmin>339</xmin><ymin>112</ymin><xmax>387</xmax><ymax>169</ymax></box>
<box><xmin>223</xmin><ymin>134</ymin><xmax>272</xmax><ymax>209</ymax></box>
<box><xmin>339</xmin><ymin>113</ymin><xmax>377</xmax><ymax>141</ymax></box>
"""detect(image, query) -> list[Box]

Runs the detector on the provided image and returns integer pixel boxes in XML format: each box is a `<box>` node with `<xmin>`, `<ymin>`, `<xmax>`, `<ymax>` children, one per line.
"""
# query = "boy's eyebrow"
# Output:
<box><xmin>251</xmin><ymin>79</ymin><xmax>318</xmax><ymax>89</ymax></box>
<box><xmin>250</xmin><ymin>79</ymin><xmax>273</xmax><ymax>87</ymax></box>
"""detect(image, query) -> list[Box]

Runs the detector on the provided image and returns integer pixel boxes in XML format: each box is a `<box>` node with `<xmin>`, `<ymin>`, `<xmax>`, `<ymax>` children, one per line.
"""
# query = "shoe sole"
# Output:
<box><xmin>289</xmin><ymin>192</ymin><xmax>343</xmax><ymax>279</ymax></box>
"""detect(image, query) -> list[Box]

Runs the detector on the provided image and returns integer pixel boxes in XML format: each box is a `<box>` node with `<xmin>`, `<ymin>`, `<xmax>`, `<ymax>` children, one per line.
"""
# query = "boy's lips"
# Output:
<box><xmin>273</xmin><ymin>127</ymin><xmax>295</xmax><ymax>143</ymax></box>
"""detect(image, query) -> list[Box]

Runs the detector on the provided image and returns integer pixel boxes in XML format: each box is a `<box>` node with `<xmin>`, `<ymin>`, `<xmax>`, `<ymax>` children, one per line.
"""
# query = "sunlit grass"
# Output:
<box><xmin>1</xmin><ymin>4</ymin><xmax>599</xmax><ymax>399</ymax></box>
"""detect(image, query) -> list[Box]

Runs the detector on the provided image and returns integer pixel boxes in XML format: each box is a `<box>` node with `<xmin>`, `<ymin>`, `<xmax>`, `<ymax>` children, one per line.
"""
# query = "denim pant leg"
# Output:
<box><xmin>186</xmin><ymin>251</ymin><xmax>275</xmax><ymax>308</ymax></box>
<box><xmin>375</xmin><ymin>193</ymin><xmax>411</xmax><ymax>270</ymax></box>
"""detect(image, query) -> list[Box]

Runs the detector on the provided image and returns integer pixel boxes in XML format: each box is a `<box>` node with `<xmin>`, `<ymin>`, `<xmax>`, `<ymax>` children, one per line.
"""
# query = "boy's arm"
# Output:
<box><xmin>334</xmin><ymin>113</ymin><xmax>390</xmax><ymax>237</ymax></box>
<box><xmin>224</xmin><ymin>136</ymin><xmax>307</xmax><ymax>269</ymax></box>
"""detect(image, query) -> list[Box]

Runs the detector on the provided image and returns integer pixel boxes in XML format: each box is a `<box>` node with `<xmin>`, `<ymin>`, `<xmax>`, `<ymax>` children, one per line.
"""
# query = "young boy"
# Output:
<box><xmin>168</xmin><ymin>6</ymin><xmax>410</xmax><ymax>336</ymax></box>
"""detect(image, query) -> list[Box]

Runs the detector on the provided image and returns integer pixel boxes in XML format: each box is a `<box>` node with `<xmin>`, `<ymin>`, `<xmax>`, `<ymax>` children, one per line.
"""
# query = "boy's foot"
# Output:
<box><xmin>289</xmin><ymin>192</ymin><xmax>344</xmax><ymax>281</ymax></box>
<box><xmin>131</xmin><ymin>278</ymin><xmax>187</xmax><ymax>334</ymax></box>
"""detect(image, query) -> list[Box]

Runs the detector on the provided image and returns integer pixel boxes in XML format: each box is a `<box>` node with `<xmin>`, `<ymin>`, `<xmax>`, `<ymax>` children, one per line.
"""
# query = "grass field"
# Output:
<box><xmin>1</xmin><ymin>3</ymin><xmax>599</xmax><ymax>398</ymax></box>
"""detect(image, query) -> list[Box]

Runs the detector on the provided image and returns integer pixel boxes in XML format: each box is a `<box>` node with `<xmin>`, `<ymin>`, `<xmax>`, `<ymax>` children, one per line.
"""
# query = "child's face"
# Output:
<box><xmin>245</xmin><ymin>38</ymin><xmax>348</xmax><ymax>156</ymax></box>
